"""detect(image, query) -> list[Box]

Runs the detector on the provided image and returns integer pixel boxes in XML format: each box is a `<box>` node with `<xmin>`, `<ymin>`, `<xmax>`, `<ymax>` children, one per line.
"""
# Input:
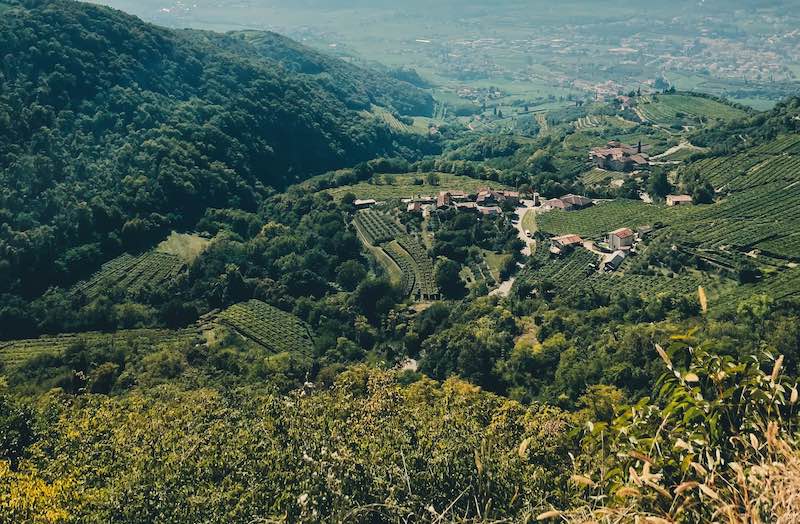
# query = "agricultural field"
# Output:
<box><xmin>70</xmin><ymin>233</ymin><xmax>209</xmax><ymax>300</ymax></box>
<box><xmin>0</xmin><ymin>329</ymin><xmax>202</xmax><ymax>370</ymax></box>
<box><xmin>682</xmin><ymin>137</ymin><xmax>800</xmax><ymax>193</ymax></box>
<box><xmin>383</xmin><ymin>241</ymin><xmax>417</xmax><ymax>296</ymax></box>
<box><xmin>675</xmin><ymin>182</ymin><xmax>800</xmax><ymax>260</ymax></box>
<box><xmin>395</xmin><ymin>235</ymin><xmax>440</xmax><ymax>300</ymax></box>
<box><xmin>71</xmin><ymin>251</ymin><xmax>186</xmax><ymax>300</ymax></box>
<box><xmin>361</xmin><ymin>105</ymin><xmax>428</xmax><ymax>136</ymax></box>
<box><xmin>352</xmin><ymin>210</ymin><xmax>439</xmax><ymax>300</ymax></box>
<box><xmin>216</xmin><ymin>300</ymin><xmax>314</xmax><ymax>355</ymax></box>
<box><xmin>537</xmin><ymin>200</ymin><xmax>698</xmax><ymax>239</ymax></box>
<box><xmin>514</xmin><ymin>242</ymin><xmax>710</xmax><ymax>300</ymax></box>
<box><xmin>353</xmin><ymin>209</ymin><xmax>405</xmax><ymax>245</ymax></box>
<box><xmin>514</xmin><ymin>246</ymin><xmax>598</xmax><ymax>296</ymax></box>
<box><xmin>327</xmin><ymin>173</ymin><xmax>510</xmax><ymax>201</ymax></box>
<box><xmin>635</xmin><ymin>94</ymin><xmax>747</xmax><ymax>128</ymax></box>
<box><xmin>582</xmin><ymin>168</ymin><xmax>627</xmax><ymax>186</ymax></box>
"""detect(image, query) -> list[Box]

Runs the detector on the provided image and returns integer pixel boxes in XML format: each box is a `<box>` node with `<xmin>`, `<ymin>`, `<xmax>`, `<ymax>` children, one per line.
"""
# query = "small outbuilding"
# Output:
<box><xmin>604</xmin><ymin>250</ymin><xmax>627</xmax><ymax>272</ymax></box>
<box><xmin>666</xmin><ymin>195</ymin><xmax>693</xmax><ymax>206</ymax></box>
<box><xmin>354</xmin><ymin>199</ymin><xmax>377</xmax><ymax>209</ymax></box>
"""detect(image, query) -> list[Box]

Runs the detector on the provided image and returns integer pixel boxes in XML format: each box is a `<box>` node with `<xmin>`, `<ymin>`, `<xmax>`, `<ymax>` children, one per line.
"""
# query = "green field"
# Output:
<box><xmin>362</xmin><ymin>105</ymin><xmax>428</xmax><ymax>135</ymax></box>
<box><xmin>70</xmin><ymin>233</ymin><xmax>209</xmax><ymax>300</ymax></box>
<box><xmin>217</xmin><ymin>300</ymin><xmax>314</xmax><ymax>355</ymax></box>
<box><xmin>514</xmin><ymin>241</ymin><xmax>710</xmax><ymax>300</ymax></box>
<box><xmin>71</xmin><ymin>251</ymin><xmax>186</xmax><ymax>299</ymax></box>
<box><xmin>636</xmin><ymin>94</ymin><xmax>747</xmax><ymax>127</ymax></box>
<box><xmin>353</xmin><ymin>210</ymin><xmax>439</xmax><ymax>300</ymax></box>
<box><xmin>0</xmin><ymin>329</ymin><xmax>201</xmax><ymax>369</ymax></box>
<box><xmin>521</xmin><ymin>209</ymin><xmax>538</xmax><ymax>234</ymax></box>
<box><xmin>156</xmin><ymin>232</ymin><xmax>210</xmax><ymax>262</ymax></box>
<box><xmin>327</xmin><ymin>173</ymin><xmax>510</xmax><ymax>201</ymax></box>
<box><xmin>537</xmin><ymin>200</ymin><xmax>699</xmax><ymax>239</ymax></box>
<box><xmin>582</xmin><ymin>168</ymin><xmax>627</xmax><ymax>186</ymax></box>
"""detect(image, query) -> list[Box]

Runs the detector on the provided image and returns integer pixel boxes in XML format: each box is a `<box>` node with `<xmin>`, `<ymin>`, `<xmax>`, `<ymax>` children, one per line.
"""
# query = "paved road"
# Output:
<box><xmin>490</xmin><ymin>200</ymin><xmax>538</xmax><ymax>297</ymax></box>
<box><xmin>513</xmin><ymin>200</ymin><xmax>538</xmax><ymax>257</ymax></box>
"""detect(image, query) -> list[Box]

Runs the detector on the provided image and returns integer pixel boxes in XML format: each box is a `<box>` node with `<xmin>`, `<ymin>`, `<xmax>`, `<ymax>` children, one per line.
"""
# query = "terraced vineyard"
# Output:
<box><xmin>582</xmin><ymin>168</ymin><xmax>626</xmax><ymax>186</ymax></box>
<box><xmin>681</xmin><ymin>154</ymin><xmax>762</xmax><ymax>190</ymax></box>
<box><xmin>396</xmin><ymin>235</ymin><xmax>439</xmax><ymax>300</ymax></box>
<box><xmin>353</xmin><ymin>209</ymin><xmax>405</xmax><ymax>245</ymax></box>
<box><xmin>537</xmin><ymin>200</ymin><xmax>697</xmax><ymax>239</ymax></box>
<box><xmin>748</xmin><ymin>134</ymin><xmax>800</xmax><ymax>155</ymax></box>
<box><xmin>514</xmin><ymin>243</ymin><xmax>707</xmax><ymax>299</ymax></box>
<box><xmin>0</xmin><ymin>329</ymin><xmax>201</xmax><ymax>369</ymax></box>
<box><xmin>72</xmin><ymin>251</ymin><xmax>186</xmax><ymax>299</ymax></box>
<box><xmin>636</xmin><ymin>94</ymin><xmax>747</xmax><ymax>127</ymax></box>
<box><xmin>514</xmin><ymin>245</ymin><xmax>598</xmax><ymax>295</ymax></box>
<box><xmin>673</xmin><ymin>182</ymin><xmax>800</xmax><ymax>259</ymax></box>
<box><xmin>217</xmin><ymin>300</ymin><xmax>314</xmax><ymax>355</ymax></box>
<box><xmin>353</xmin><ymin>211</ymin><xmax>439</xmax><ymax>300</ymax></box>
<box><xmin>383</xmin><ymin>241</ymin><xmax>417</xmax><ymax>296</ymax></box>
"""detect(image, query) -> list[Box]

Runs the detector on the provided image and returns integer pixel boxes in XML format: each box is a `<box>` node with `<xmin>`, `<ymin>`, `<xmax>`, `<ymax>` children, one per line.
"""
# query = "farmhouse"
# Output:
<box><xmin>354</xmin><ymin>199</ymin><xmax>377</xmax><ymax>209</ymax></box>
<box><xmin>589</xmin><ymin>141</ymin><xmax>650</xmax><ymax>172</ymax></box>
<box><xmin>476</xmin><ymin>188</ymin><xmax>499</xmax><ymax>206</ymax></box>
<box><xmin>550</xmin><ymin>234</ymin><xmax>583</xmax><ymax>255</ymax></box>
<box><xmin>542</xmin><ymin>198</ymin><xmax>570</xmax><ymax>211</ymax></box>
<box><xmin>543</xmin><ymin>194</ymin><xmax>593</xmax><ymax>211</ymax></box>
<box><xmin>608</xmin><ymin>227</ymin><xmax>635</xmax><ymax>250</ymax></box>
<box><xmin>560</xmin><ymin>194</ymin><xmax>593</xmax><ymax>209</ymax></box>
<box><xmin>666</xmin><ymin>194</ymin><xmax>693</xmax><ymax>206</ymax></box>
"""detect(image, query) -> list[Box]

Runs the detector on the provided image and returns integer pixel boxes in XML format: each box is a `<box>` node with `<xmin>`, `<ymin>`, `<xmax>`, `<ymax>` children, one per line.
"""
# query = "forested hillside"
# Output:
<box><xmin>3</xmin><ymin>1</ymin><xmax>800</xmax><ymax>522</ymax></box>
<box><xmin>0</xmin><ymin>0</ymin><xmax>435</xmax><ymax>298</ymax></box>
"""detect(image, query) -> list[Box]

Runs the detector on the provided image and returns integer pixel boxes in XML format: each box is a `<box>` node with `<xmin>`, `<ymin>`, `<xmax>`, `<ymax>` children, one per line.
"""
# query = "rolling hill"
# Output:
<box><xmin>0</xmin><ymin>0</ymin><xmax>436</xmax><ymax>297</ymax></box>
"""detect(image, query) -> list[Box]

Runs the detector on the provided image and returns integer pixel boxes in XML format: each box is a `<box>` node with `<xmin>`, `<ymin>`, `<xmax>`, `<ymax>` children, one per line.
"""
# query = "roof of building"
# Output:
<box><xmin>590</xmin><ymin>141</ymin><xmax>650</xmax><ymax>164</ymax></box>
<box><xmin>560</xmin><ymin>194</ymin><xmax>593</xmax><ymax>207</ymax></box>
<box><xmin>605</xmin><ymin>250</ymin><xmax>626</xmax><ymax>269</ymax></box>
<box><xmin>542</xmin><ymin>198</ymin><xmax>569</xmax><ymax>208</ymax></box>
<box><xmin>477</xmin><ymin>205</ymin><xmax>502</xmax><ymax>215</ymax></box>
<box><xmin>667</xmin><ymin>194</ymin><xmax>693</xmax><ymax>202</ymax></box>
<box><xmin>552</xmin><ymin>234</ymin><xmax>583</xmax><ymax>245</ymax></box>
<box><xmin>354</xmin><ymin>199</ymin><xmax>376</xmax><ymax>206</ymax></box>
<box><xmin>610</xmin><ymin>227</ymin><xmax>635</xmax><ymax>239</ymax></box>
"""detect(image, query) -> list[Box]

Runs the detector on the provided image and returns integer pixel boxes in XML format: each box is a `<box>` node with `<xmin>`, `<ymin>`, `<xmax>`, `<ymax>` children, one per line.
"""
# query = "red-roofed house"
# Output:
<box><xmin>608</xmin><ymin>227</ymin><xmax>635</xmax><ymax>250</ymax></box>
<box><xmin>560</xmin><ymin>194</ymin><xmax>593</xmax><ymax>209</ymax></box>
<box><xmin>590</xmin><ymin>141</ymin><xmax>650</xmax><ymax>172</ymax></box>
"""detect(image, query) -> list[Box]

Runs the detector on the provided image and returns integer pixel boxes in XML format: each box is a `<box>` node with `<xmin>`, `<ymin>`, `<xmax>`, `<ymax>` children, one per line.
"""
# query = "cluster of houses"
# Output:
<box><xmin>589</xmin><ymin>141</ymin><xmax>650</xmax><ymax>172</ymax></box>
<box><xmin>404</xmin><ymin>188</ymin><xmax>537</xmax><ymax>217</ymax></box>
<box><xmin>550</xmin><ymin>225</ymin><xmax>654</xmax><ymax>272</ymax></box>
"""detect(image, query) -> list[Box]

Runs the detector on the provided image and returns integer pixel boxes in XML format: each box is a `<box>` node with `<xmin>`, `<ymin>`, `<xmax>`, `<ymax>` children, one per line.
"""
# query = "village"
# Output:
<box><xmin>354</xmin><ymin>139</ymin><xmax>696</xmax><ymax>280</ymax></box>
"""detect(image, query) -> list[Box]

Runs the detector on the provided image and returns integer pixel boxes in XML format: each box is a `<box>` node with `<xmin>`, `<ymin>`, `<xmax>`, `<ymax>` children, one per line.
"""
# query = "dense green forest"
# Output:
<box><xmin>3</xmin><ymin>1</ymin><xmax>800</xmax><ymax>522</ymax></box>
<box><xmin>0</xmin><ymin>0</ymin><xmax>435</xmax><ymax>302</ymax></box>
